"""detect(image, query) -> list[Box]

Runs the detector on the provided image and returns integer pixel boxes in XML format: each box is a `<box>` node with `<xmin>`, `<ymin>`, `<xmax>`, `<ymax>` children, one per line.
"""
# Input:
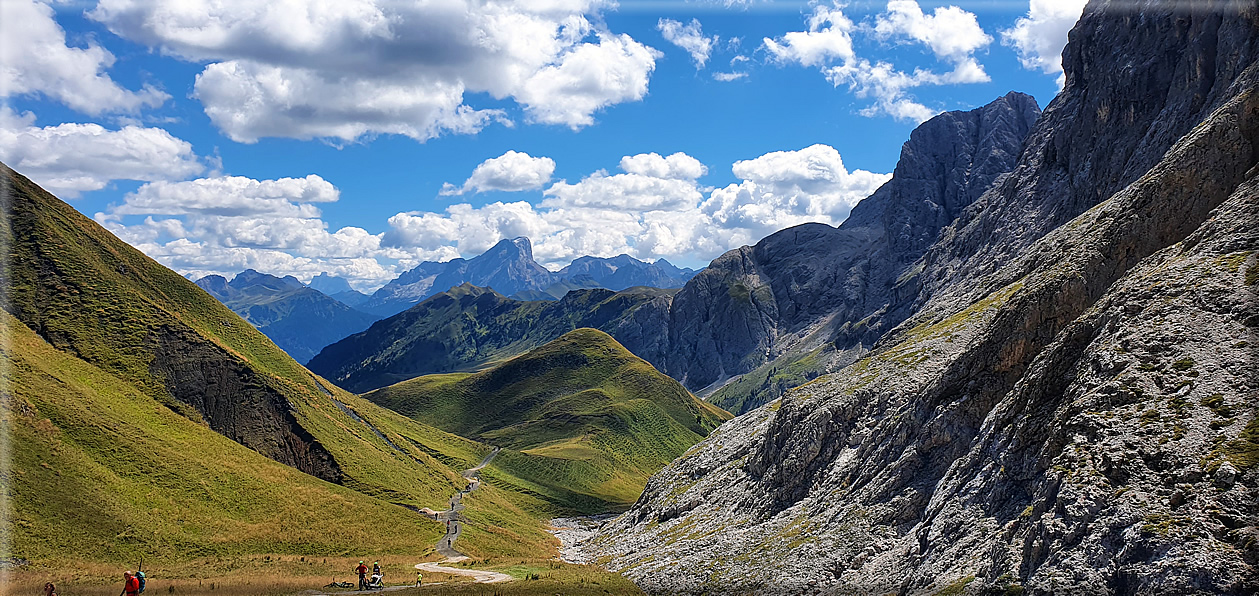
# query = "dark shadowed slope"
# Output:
<box><xmin>309</xmin><ymin>284</ymin><xmax>675</xmax><ymax>393</ymax></box>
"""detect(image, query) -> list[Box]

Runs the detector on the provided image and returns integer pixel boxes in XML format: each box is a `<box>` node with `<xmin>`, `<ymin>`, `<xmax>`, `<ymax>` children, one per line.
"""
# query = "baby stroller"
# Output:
<box><xmin>365</xmin><ymin>571</ymin><xmax>385</xmax><ymax>590</ymax></box>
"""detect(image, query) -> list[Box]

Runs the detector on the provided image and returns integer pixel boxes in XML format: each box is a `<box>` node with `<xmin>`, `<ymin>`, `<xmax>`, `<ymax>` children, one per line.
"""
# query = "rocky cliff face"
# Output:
<box><xmin>578</xmin><ymin>1</ymin><xmax>1259</xmax><ymax>594</ymax></box>
<box><xmin>668</xmin><ymin>92</ymin><xmax>1039</xmax><ymax>407</ymax></box>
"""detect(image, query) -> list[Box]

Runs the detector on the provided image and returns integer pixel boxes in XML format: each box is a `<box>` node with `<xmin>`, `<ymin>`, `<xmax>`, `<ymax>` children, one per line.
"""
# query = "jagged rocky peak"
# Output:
<box><xmin>912</xmin><ymin>0</ymin><xmax>1259</xmax><ymax>305</ymax></box>
<box><xmin>484</xmin><ymin>236</ymin><xmax>534</xmax><ymax>261</ymax></box>
<box><xmin>664</xmin><ymin>91</ymin><xmax>1039</xmax><ymax>402</ymax></box>
<box><xmin>875</xmin><ymin>90</ymin><xmax>1039</xmax><ymax>257</ymax></box>
<box><xmin>580</xmin><ymin>1</ymin><xmax>1259</xmax><ymax>594</ymax></box>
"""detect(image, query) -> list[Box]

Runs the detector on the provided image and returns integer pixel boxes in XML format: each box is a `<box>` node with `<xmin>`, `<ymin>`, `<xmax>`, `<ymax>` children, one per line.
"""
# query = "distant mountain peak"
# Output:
<box><xmin>485</xmin><ymin>236</ymin><xmax>533</xmax><ymax>260</ymax></box>
<box><xmin>308</xmin><ymin>272</ymin><xmax>355</xmax><ymax>295</ymax></box>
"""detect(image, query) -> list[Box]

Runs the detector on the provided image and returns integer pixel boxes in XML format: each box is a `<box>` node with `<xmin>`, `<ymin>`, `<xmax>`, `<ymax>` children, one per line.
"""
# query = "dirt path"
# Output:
<box><xmin>416</xmin><ymin>448</ymin><xmax>511</xmax><ymax>584</ymax></box>
<box><xmin>415</xmin><ymin>560</ymin><xmax>512</xmax><ymax>584</ymax></box>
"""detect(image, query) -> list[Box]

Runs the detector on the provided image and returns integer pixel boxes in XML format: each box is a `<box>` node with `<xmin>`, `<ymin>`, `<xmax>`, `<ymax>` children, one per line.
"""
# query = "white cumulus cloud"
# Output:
<box><xmin>658</xmin><ymin>18</ymin><xmax>718</xmax><ymax>68</ymax></box>
<box><xmin>702</xmin><ymin>144</ymin><xmax>891</xmax><ymax>244</ymax></box>
<box><xmin>441</xmin><ymin>151</ymin><xmax>557</xmax><ymax>196</ymax></box>
<box><xmin>874</xmin><ymin>1</ymin><xmax>992</xmax><ymax>64</ymax></box>
<box><xmin>90</xmin><ymin>0</ymin><xmax>661</xmax><ymax>142</ymax></box>
<box><xmin>0</xmin><ymin>0</ymin><xmax>167</xmax><ymax>114</ymax></box>
<box><xmin>0</xmin><ymin>107</ymin><xmax>203</xmax><ymax>198</ymax></box>
<box><xmin>95</xmin><ymin>174</ymin><xmax>415</xmax><ymax>288</ymax></box>
<box><xmin>1002</xmin><ymin>0</ymin><xmax>1088</xmax><ymax>87</ymax></box>
<box><xmin>763</xmin><ymin>1</ymin><xmax>993</xmax><ymax>124</ymax></box>
<box><xmin>763</xmin><ymin>4</ymin><xmax>855</xmax><ymax>68</ymax></box>
<box><xmin>618</xmin><ymin>152</ymin><xmax>707</xmax><ymax>180</ymax></box>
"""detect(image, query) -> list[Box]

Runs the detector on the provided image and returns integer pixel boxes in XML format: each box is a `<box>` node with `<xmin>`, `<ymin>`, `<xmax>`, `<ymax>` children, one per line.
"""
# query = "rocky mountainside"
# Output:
<box><xmin>364</xmin><ymin>328</ymin><xmax>730</xmax><ymax>512</ymax></box>
<box><xmin>308</xmin><ymin>283</ymin><xmax>675</xmax><ymax>393</ymax></box>
<box><xmin>361</xmin><ymin>238</ymin><xmax>699</xmax><ymax>316</ymax></box>
<box><xmin>576</xmin><ymin>1</ymin><xmax>1259</xmax><ymax>594</ymax></box>
<box><xmin>671</xmin><ymin>91</ymin><xmax>1040</xmax><ymax>412</ymax></box>
<box><xmin>195</xmin><ymin>269</ymin><xmax>380</xmax><ymax>364</ymax></box>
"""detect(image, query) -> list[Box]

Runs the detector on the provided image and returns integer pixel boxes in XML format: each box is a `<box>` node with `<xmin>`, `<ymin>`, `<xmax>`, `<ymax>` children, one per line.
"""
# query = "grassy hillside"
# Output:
<box><xmin>309</xmin><ymin>283</ymin><xmax>676</xmax><ymax>393</ymax></box>
<box><xmin>1</xmin><ymin>309</ymin><xmax>445</xmax><ymax>564</ymax></box>
<box><xmin>0</xmin><ymin>163</ymin><xmax>514</xmax><ymax>566</ymax></box>
<box><xmin>366</xmin><ymin>329</ymin><xmax>731</xmax><ymax>512</ymax></box>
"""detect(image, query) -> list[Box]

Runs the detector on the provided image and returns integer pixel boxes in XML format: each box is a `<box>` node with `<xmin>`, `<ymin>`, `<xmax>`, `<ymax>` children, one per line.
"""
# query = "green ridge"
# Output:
<box><xmin>366</xmin><ymin>329</ymin><xmax>731</xmax><ymax>512</ymax></box>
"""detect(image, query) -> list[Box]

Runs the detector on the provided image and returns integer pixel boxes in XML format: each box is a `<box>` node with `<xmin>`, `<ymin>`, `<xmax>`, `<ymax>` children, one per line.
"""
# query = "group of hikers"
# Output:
<box><xmin>353</xmin><ymin>560</ymin><xmax>430</xmax><ymax>589</ymax></box>
<box><xmin>354</xmin><ymin>561</ymin><xmax>382</xmax><ymax>590</ymax></box>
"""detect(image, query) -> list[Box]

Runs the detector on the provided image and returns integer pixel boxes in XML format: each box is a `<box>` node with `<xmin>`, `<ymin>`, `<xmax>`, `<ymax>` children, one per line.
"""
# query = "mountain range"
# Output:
<box><xmin>308</xmin><ymin>283</ymin><xmax>677</xmax><ymax>393</ymax></box>
<box><xmin>308</xmin><ymin>92</ymin><xmax>1042</xmax><ymax>413</ymax></box>
<box><xmin>5</xmin><ymin>0</ymin><xmax>1255</xmax><ymax>591</ymax></box>
<box><xmin>360</xmin><ymin>238</ymin><xmax>698</xmax><ymax>317</ymax></box>
<box><xmin>195</xmin><ymin>269</ymin><xmax>380</xmax><ymax>364</ymax></box>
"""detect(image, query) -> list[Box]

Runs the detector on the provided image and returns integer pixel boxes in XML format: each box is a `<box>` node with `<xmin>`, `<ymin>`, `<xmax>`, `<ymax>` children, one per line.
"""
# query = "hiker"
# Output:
<box><xmin>415</xmin><ymin>571</ymin><xmax>422</xmax><ymax>587</ymax></box>
<box><xmin>355</xmin><ymin>561</ymin><xmax>369</xmax><ymax>590</ymax></box>
<box><xmin>120</xmin><ymin>572</ymin><xmax>140</xmax><ymax>596</ymax></box>
<box><xmin>44</xmin><ymin>583</ymin><xmax>58</xmax><ymax>596</ymax></box>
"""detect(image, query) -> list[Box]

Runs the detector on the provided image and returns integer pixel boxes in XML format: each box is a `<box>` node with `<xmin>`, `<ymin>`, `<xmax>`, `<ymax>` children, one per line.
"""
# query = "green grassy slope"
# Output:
<box><xmin>366</xmin><ymin>329</ymin><xmax>731</xmax><ymax>512</ymax></box>
<box><xmin>1</xmin><ymin>309</ymin><xmax>442</xmax><ymax>565</ymax></box>
<box><xmin>0</xmin><ymin>163</ymin><xmax>505</xmax><ymax>564</ymax></box>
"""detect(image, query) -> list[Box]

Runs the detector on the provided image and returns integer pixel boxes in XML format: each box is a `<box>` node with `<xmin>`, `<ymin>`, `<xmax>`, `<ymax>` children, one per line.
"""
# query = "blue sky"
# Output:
<box><xmin>1</xmin><ymin>0</ymin><xmax>1086</xmax><ymax>291</ymax></box>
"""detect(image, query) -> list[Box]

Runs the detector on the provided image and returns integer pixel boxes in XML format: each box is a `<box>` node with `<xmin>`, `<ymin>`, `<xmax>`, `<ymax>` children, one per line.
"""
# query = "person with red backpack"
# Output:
<box><xmin>119</xmin><ymin>571</ymin><xmax>140</xmax><ymax>596</ymax></box>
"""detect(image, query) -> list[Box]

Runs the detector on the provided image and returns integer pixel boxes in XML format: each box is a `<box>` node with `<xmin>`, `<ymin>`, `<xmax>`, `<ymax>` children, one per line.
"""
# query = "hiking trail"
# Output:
<box><xmin>416</xmin><ymin>448</ymin><xmax>511</xmax><ymax>584</ymax></box>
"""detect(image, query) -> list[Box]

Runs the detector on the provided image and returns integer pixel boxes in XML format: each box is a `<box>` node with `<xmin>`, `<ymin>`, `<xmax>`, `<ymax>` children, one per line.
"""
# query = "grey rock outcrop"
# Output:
<box><xmin>578</xmin><ymin>1</ymin><xmax>1259</xmax><ymax>594</ymax></box>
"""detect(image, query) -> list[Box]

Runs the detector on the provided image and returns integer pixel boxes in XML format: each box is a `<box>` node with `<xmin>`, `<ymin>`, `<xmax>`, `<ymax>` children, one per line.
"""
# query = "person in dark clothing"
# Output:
<box><xmin>355</xmin><ymin>561</ymin><xmax>369</xmax><ymax>590</ymax></box>
<box><xmin>44</xmin><ymin>582</ymin><xmax>58</xmax><ymax>596</ymax></box>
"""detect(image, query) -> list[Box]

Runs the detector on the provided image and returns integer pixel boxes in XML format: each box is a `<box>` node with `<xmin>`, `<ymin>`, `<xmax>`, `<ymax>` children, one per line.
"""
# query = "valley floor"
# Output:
<box><xmin>2</xmin><ymin>556</ymin><xmax>643</xmax><ymax>596</ymax></box>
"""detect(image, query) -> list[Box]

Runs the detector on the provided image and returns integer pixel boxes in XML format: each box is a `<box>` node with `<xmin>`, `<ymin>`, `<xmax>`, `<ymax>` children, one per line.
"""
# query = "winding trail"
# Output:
<box><xmin>416</xmin><ymin>448</ymin><xmax>512</xmax><ymax>584</ymax></box>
